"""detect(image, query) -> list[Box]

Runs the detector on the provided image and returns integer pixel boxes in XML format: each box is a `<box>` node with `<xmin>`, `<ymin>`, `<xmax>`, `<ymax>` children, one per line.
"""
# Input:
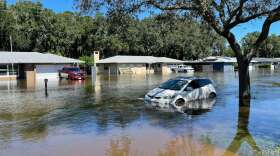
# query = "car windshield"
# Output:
<box><xmin>66</xmin><ymin>68</ymin><xmax>80</xmax><ymax>71</ymax></box>
<box><xmin>159</xmin><ymin>79</ymin><xmax>188</xmax><ymax>90</ymax></box>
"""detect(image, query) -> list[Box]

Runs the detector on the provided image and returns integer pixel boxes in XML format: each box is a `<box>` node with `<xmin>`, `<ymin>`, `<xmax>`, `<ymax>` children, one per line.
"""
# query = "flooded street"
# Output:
<box><xmin>0</xmin><ymin>70</ymin><xmax>280</xmax><ymax>156</ymax></box>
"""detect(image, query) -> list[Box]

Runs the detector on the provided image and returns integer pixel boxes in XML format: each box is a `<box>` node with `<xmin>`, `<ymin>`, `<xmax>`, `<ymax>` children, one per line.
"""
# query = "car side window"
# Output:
<box><xmin>198</xmin><ymin>79</ymin><xmax>212</xmax><ymax>87</ymax></box>
<box><xmin>185</xmin><ymin>80</ymin><xmax>199</xmax><ymax>91</ymax></box>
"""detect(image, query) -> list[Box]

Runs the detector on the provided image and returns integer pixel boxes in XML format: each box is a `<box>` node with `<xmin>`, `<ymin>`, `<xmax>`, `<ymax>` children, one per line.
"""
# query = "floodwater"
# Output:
<box><xmin>0</xmin><ymin>70</ymin><xmax>280</xmax><ymax>156</ymax></box>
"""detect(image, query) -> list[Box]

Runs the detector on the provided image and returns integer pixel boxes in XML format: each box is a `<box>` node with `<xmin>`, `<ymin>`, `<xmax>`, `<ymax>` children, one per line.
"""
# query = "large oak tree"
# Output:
<box><xmin>77</xmin><ymin>0</ymin><xmax>280</xmax><ymax>100</ymax></box>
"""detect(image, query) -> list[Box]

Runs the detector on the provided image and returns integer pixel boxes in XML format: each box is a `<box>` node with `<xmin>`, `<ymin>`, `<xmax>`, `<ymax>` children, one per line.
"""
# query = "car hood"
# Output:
<box><xmin>147</xmin><ymin>88</ymin><xmax>178</xmax><ymax>98</ymax></box>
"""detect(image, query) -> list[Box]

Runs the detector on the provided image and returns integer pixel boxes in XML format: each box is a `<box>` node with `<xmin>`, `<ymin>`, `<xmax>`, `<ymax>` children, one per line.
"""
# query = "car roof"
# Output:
<box><xmin>173</xmin><ymin>76</ymin><xmax>210</xmax><ymax>81</ymax></box>
<box><xmin>63</xmin><ymin>66</ymin><xmax>80</xmax><ymax>68</ymax></box>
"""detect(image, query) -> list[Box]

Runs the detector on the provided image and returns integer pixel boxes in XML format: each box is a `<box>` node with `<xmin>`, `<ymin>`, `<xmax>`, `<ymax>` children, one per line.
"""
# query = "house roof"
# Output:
<box><xmin>97</xmin><ymin>55</ymin><xmax>184</xmax><ymax>64</ymax></box>
<box><xmin>191</xmin><ymin>56</ymin><xmax>280</xmax><ymax>64</ymax></box>
<box><xmin>252</xmin><ymin>57</ymin><xmax>280</xmax><ymax>63</ymax></box>
<box><xmin>202</xmin><ymin>56</ymin><xmax>237</xmax><ymax>63</ymax></box>
<box><xmin>0</xmin><ymin>52</ymin><xmax>84</xmax><ymax>64</ymax></box>
<box><xmin>184</xmin><ymin>56</ymin><xmax>238</xmax><ymax>64</ymax></box>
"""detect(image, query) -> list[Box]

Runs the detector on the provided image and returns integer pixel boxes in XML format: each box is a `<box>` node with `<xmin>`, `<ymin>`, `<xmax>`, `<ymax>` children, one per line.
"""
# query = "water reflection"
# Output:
<box><xmin>158</xmin><ymin>135</ymin><xmax>236</xmax><ymax>156</ymax></box>
<box><xmin>105</xmin><ymin>131</ymin><xmax>237</xmax><ymax>156</ymax></box>
<box><xmin>106</xmin><ymin>136</ymin><xmax>135</xmax><ymax>156</ymax></box>
<box><xmin>146</xmin><ymin>98</ymin><xmax>216</xmax><ymax>115</ymax></box>
<box><xmin>183</xmin><ymin>98</ymin><xmax>216</xmax><ymax>115</ymax></box>
<box><xmin>224</xmin><ymin>100</ymin><xmax>261</xmax><ymax>156</ymax></box>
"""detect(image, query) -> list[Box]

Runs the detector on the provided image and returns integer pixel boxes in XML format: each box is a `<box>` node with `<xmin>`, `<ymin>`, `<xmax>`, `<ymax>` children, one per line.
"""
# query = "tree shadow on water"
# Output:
<box><xmin>223</xmin><ymin>100</ymin><xmax>261</xmax><ymax>156</ymax></box>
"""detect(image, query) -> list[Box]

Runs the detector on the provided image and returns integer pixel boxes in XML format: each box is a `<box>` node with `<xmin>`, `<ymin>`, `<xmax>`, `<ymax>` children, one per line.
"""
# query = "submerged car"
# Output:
<box><xmin>144</xmin><ymin>77</ymin><xmax>216</xmax><ymax>111</ymax></box>
<box><xmin>59</xmin><ymin>67</ymin><xmax>86</xmax><ymax>80</ymax></box>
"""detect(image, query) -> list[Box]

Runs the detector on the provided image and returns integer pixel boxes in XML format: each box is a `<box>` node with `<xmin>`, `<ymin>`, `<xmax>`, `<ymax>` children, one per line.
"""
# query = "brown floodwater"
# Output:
<box><xmin>0</xmin><ymin>69</ymin><xmax>280</xmax><ymax>156</ymax></box>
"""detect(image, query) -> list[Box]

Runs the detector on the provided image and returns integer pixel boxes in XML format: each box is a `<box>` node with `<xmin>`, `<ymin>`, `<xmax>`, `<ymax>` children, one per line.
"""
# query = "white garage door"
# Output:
<box><xmin>36</xmin><ymin>65</ymin><xmax>66</xmax><ymax>79</ymax></box>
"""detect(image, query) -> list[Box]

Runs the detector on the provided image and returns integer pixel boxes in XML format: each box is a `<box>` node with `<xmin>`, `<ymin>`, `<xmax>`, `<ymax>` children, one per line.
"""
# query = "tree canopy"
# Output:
<box><xmin>0</xmin><ymin>0</ymin><xmax>226</xmax><ymax>60</ymax></box>
<box><xmin>77</xmin><ymin>0</ymin><xmax>280</xmax><ymax>60</ymax></box>
<box><xmin>242</xmin><ymin>32</ymin><xmax>280</xmax><ymax>58</ymax></box>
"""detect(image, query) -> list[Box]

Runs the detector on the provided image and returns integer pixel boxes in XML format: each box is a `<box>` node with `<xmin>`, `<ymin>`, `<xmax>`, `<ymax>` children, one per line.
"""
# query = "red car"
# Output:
<box><xmin>59</xmin><ymin>67</ymin><xmax>86</xmax><ymax>80</ymax></box>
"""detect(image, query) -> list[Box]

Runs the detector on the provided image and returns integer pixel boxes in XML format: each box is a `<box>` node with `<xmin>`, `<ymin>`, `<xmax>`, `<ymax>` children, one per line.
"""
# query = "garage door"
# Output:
<box><xmin>36</xmin><ymin>65</ymin><xmax>66</xmax><ymax>79</ymax></box>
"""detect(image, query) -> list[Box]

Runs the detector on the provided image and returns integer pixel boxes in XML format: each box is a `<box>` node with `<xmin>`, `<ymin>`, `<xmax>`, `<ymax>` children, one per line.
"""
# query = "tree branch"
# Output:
<box><xmin>223</xmin><ymin>31</ymin><xmax>243</xmax><ymax>60</ymax></box>
<box><xmin>226</xmin><ymin>4</ymin><xmax>280</xmax><ymax>31</ymax></box>
<box><xmin>247</xmin><ymin>8</ymin><xmax>280</xmax><ymax>60</ymax></box>
<box><xmin>235</xmin><ymin>0</ymin><xmax>248</xmax><ymax>21</ymax></box>
<box><xmin>212</xmin><ymin>0</ymin><xmax>226</xmax><ymax>24</ymax></box>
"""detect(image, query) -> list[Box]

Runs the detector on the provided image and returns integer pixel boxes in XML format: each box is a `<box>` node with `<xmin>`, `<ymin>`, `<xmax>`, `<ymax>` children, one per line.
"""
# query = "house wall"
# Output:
<box><xmin>196</xmin><ymin>63</ymin><xmax>234</xmax><ymax>72</ymax></box>
<box><xmin>154</xmin><ymin>63</ymin><xmax>171</xmax><ymax>74</ymax></box>
<box><xmin>97</xmin><ymin>63</ymin><xmax>155</xmax><ymax>75</ymax></box>
<box><xmin>224</xmin><ymin>64</ymin><xmax>234</xmax><ymax>72</ymax></box>
<box><xmin>202</xmin><ymin>65</ymin><xmax>213</xmax><ymax>72</ymax></box>
<box><xmin>22</xmin><ymin>64</ymin><xmax>36</xmax><ymax>87</ymax></box>
<box><xmin>118</xmin><ymin>63</ymin><xmax>148</xmax><ymax>74</ymax></box>
<box><xmin>97</xmin><ymin>64</ymin><xmax>119</xmax><ymax>75</ymax></box>
<box><xmin>0</xmin><ymin>75</ymin><xmax>17</xmax><ymax>81</ymax></box>
<box><xmin>213</xmin><ymin>63</ymin><xmax>224</xmax><ymax>71</ymax></box>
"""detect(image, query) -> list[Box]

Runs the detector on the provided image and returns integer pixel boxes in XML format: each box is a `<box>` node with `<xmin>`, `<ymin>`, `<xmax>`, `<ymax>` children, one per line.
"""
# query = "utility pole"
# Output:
<box><xmin>9</xmin><ymin>35</ymin><xmax>13</xmax><ymax>52</ymax></box>
<box><xmin>9</xmin><ymin>35</ymin><xmax>14</xmax><ymax>76</ymax></box>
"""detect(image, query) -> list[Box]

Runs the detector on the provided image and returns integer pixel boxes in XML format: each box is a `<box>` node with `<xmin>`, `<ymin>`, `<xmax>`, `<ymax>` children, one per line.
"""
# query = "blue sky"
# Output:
<box><xmin>6</xmin><ymin>0</ymin><xmax>280</xmax><ymax>42</ymax></box>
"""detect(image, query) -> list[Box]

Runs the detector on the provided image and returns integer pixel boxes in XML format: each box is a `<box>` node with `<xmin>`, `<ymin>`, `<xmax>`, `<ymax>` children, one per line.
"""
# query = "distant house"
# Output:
<box><xmin>185</xmin><ymin>56</ymin><xmax>237</xmax><ymax>72</ymax></box>
<box><xmin>95</xmin><ymin>55</ymin><xmax>184</xmax><ymax>75</ymax></box>
<box><xmin>0</xmin><ymin>52</ymin><xmax>83</xmax><ymax>81</ymax></box>
<box><xmin>252</xmin><ymin>58</ymin><xmax>280</xmax><ymax>69</ymax></box>
<box><xmin>185</xmin><ymin>56</ymin><xmax>280</xmax><ymax>72</ymax></box>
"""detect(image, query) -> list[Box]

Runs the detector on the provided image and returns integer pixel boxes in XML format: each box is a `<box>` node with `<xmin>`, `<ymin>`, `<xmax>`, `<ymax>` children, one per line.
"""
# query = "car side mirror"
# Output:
<box><xmin>185</xmin><ymin>87</ymin><xmax>193</xmax><ymax>91</ymax></box>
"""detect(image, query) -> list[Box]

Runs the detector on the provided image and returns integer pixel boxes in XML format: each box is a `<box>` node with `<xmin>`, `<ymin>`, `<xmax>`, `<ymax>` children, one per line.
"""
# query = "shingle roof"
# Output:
<box><xmin>97</xmin><ymin>55</ymin><xmax>184</xmax><ymax>64</ymax></box>
<box><xmin>0</xmin><ymin>52</ymin><xmax>84</xmax><ymax>64</ymax></box>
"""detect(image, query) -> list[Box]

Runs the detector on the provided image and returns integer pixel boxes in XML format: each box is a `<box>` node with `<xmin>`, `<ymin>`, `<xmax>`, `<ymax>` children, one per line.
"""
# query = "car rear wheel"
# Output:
<box><xmin>175</xmin><ymin>99</ymin><xmax>185</xmax><ymax>107</ymax></box>
<box><xmin>209</xmin><ymin>92</ymin><xmax>216</xmax><ymax>98</ymax></box>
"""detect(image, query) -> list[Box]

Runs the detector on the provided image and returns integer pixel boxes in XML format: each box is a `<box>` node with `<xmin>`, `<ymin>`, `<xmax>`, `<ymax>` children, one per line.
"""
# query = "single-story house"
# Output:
<box><xmin>252</xmin><ymin>58</ymin><xmax>280</xmax><ymax>69</ymax></box>
<box><xmin>185</xmin><ymin>56</ymin><xmax>280</xmax><ymax>72</ymax></box>
<box><xmin>0</xmin><ymin>51</ymin><xmax>83</xmax><ymax>81</ymax></box>
<box><xmin>185</xmin><ymin>56</ymin><xmax>238</xmax><ymax>72</ymax></box>
<box><xmin>95</xmin><ymin>55</ymin><xmax>184</xmax><ymax>75</ymax></box>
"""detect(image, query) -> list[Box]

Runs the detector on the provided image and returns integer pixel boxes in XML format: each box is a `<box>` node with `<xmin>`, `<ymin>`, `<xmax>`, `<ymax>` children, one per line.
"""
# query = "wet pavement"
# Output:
<box><xmin>0</xmin><ymin>70</ymin><xmax>280</xmax><ymax>156</ymax></box>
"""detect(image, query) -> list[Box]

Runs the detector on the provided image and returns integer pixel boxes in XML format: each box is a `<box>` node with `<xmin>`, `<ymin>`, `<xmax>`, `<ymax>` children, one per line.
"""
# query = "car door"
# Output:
<box><xmin>198</xmin><ymin>79</ymin><xmax>212</xmax><ymax>99</ymax></box>
<box><xmin>182</xmin><ymin>80</ymin><xmax>200</xmax><ymax>101</ymax></box>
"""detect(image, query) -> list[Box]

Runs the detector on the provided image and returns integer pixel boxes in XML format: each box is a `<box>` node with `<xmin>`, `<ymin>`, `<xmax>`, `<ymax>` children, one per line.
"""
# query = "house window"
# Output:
<box><xmin>8</xmin><ymin>64</ymin><xmax>18</xmax><ymax>75</ymax></box>
<box><xmin>0</xmin><ymin>64</ymin><xmax>18</xmax><ymax>76</ymax></box>
<box><xmin>0</xmin><ymin>65</ymin><xmax>8</xmax><ymax>76</ymax></box>
<box><xmin>104</xmin><ymin>65</ymin><xmax>109</xmax><ymax>70</ymax></box>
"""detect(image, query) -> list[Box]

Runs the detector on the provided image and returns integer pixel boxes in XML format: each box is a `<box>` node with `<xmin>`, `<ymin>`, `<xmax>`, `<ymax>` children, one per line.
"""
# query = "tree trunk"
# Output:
<box><xmin>238</xmin><ymin>59</ymin><xmax>251</xmax><ymax>100</ymax></box>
